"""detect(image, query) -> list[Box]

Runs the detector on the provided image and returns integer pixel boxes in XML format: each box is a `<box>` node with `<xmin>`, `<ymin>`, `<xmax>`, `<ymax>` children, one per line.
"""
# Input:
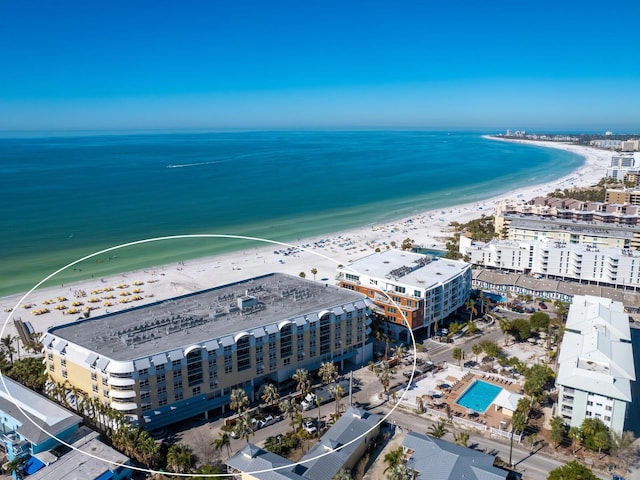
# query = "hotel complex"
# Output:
<box><xmin>556</xmin><ymin>295</ymin><xmax>635</xmax><ymax>433</ymax></box>
<box><xmin>494</xmin><ymin>198</ymin><xmax>640</xmax><ymax>250</ymax></box>
<box><xmin>42</xmin><ymin>273</ymin><xmax>372</xmax><ymax>430</ymax></box>
<box><xmin>336</xmin><ymin>250</ymin><xmax>472</xmax><ymax>342</ymax></box>
<box><xmin>460</xmin><ymin>236</ymin><xmax>640</xmax><ymax>290</ymax></box>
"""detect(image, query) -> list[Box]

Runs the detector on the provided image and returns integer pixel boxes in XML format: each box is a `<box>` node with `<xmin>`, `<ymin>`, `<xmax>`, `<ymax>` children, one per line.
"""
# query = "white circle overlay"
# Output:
<box><xmin>0</xmin><ymin>234</ymin><xmax>419</xmax><ymax>477</ymax></box>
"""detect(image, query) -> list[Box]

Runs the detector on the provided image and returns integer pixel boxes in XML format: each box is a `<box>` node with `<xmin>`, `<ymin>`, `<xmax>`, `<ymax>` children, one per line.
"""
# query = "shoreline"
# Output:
<box><xmin>1</xmin><ymin>138</ymin><xmax>611</xmax><ymax>340</ymax></box>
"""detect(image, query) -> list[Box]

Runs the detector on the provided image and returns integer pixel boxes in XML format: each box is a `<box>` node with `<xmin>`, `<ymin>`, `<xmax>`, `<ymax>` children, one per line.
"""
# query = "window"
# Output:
<box><xmin>187</xmin><ymin>349</ymin><xmax>204</xmax><ymax>387</ymax></box>
<box><xmin>192</xmin><ymin>386</ymin><xmax>201</xmax><ymax>396</ymax></box>
<box><xmin>280</xmin><ymin>325</ymin><xmax>293</xmax><ymax>359</ymax></box>
<box><xmin>140</xmin><ymin>378</ymin><xmax>149</xmax><ymax>389</ymax></box>
<box><xmin>91</xmin><ymin>372</ymin><xmax>97</xmax><ymax>381</ymax></box>
<box><xmin>237</xmin><ymin>336</ymin><xmax>252</xmax><ymax>371</ymax></box>
<box><xmin>92</xmin><ymin>384</ymin><xmax>98</xmax><ymax>393</ymax></box>
<box><xmin>60</xmin><ymin>358</ymin><xmax>66</xmax><ymax>367</ymax></box>
<box><xmin>394</xmin><ymin>285</ymin><xmax>406</xmax><ymax>294</ymax></box>
<box><xmin>346</xmin><ymin>273</ymin><xmax>360</xmax><ymax>282</ymax></box>
<box><xmin>172</xmin><ymin>359</ymin><xmax>182</xmax><ymax>368</ymax></box>
<box><xmin>48</xmin><ymin>364</ymin><xmax>54</xmax><ymax>372</ymax></box>
<box><xmin>62</xmin><ymin>369</ymin><xmax>68</xmax><ymax>378</ymax></box>
<box><xmin>138</xmin><ymin>368</ymin><xmax>149</xmax><ymax>377</ymax></box>
<box><xmin>47</xmin><ymin>352</ymin><xmax>53</xmax><ymax>361</ymax></box>
<box><xmin>156</xmin><ymin>373</ymin><xmax>166</xmax><ymax>384</ymax></box>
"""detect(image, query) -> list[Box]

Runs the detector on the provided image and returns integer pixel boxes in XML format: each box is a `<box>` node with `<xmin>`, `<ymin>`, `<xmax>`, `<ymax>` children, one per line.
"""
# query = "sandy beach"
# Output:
<box><xmin>1</xmin><ymin>139</ymin><xmax>612</xmax><ymax>343</ymax></box>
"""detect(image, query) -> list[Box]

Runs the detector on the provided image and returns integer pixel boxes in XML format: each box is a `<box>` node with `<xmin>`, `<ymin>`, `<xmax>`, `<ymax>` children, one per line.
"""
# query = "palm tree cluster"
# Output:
<box><xmin>383</xmin><ymin>446</ymin><xmax>413</xmax><ymax>480</ymax></box>
<box><xmin>111</xmin><ymin>424</ymin><xmax>161</xmax><ymax>467</ymax></box>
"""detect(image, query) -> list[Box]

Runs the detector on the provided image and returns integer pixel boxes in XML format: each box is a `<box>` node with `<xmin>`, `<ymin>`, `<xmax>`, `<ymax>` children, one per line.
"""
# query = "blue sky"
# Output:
<box><xmin>2</xmin><ymin>0</ymin><xmax>639</xmax><ymax>132</ymax></box>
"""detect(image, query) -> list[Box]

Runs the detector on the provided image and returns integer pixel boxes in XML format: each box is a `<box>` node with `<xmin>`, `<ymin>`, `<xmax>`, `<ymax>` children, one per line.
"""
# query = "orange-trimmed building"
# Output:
<box><xmin>336</xmin><ymin>250</ymin><xmax>471</xmax><ymax>343</ymax></box>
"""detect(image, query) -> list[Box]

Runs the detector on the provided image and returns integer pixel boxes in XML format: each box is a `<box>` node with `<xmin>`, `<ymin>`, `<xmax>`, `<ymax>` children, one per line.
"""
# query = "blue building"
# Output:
<box><xmin>0</xmin><ymin>376</ymin><xmax>81</xmax><ymax>477</ymax></box>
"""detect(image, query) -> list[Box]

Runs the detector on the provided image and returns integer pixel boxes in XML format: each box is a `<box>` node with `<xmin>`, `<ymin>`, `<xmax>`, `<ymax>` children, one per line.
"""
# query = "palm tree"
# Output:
<box><xmin>375</xmin><ymin>330</ymin><xmax>391</xmax><ymax>360</ymax></box>
<box><xmin>332</xmin><ymin>468</ymin><xmax>353</xmax><ymax>480</ymax></box>
<box><xmin>316</xmin><ymin>396</ymin><xmax>322</xmax><ymax>437</ymax></box>
<box><xmin>214</xmin><ymin>431</ymin><xmax>232</xmax><ymax>459</ymax></box>
<box><xmin>428</xmin><ymin>419</ymin><xmax>448</xmax><ymax>439</ymax></box>
<box><xmin>509</xmin><ymin>410</ymin><xmax>527</xmax><ymax>465</ymax></box>
<box><xmin>498</xmin><ymin>317</ymin><xmax>512</xmax><ymax>346</ymax></box>
<box><xmin>318</xmin><ymin>362</ymin><xmax>338</xmax><ymax>385</ymax></box>
<box><xmin>393</xmin><ymin>343</ymin><xmax>407</xmax><ymax>364</ymax></box>
<box><xmin>454</xmin><ymin>430</ymin><xmax>470</xmax><ymax>447</ymax></box>
<box><xmin>261</xmin><ymin>383</ymin><xmax>280</xmax><ymax>411</ymax></box>
<box><xmin>290</xmin><ymin>410</ymin><xmax>304</xmax><ymax>432</ymax></box>
<box><xmin>386</xmin><ymin>462</ymin><xmax>412</xmax><ymax>480</ymax></box>
<box><xmin>234</xmin><ymin>412</ymin><xmax>255</xmax><ymax>444</ymax></box>
<box><xmin>1</xmin><ymin>334</ymin><xmax>17</xmax><ymax>364</ymax></box>
<box><xmin>293</xmin><ymin>368</ymin><xmax>311</xmax><ymax>398</ymax></box>
<box><xmin>464</xmin><ymin>299</ymin><xmax>477</xmax><ymax>323</ymax></box>
<box><xmin>136</xmin><ymin>430</ymin><xmax>161</xmax><ymax>467</ymax></box>
<box><xmin>375</xmin><ymin>360</ymin><xmax>391</xmax><ymax>393</ymax></box>
<box><xmin>310</xmin><ymin>267</ymin><xmax>318</xmax><ymax>281</ymax></box>
<box><xmin>166</xmin><ymin>443</ymin><xmax>195</xmax><ymax>474</ymax></box>
<box><xmin>333</xmin><ymin>384</ymin><xmax>344</xmax><ymax>415</ymax></box>
<box><xmin>5</xmin><ymin>456</ymin><xmax>26</xmax><ymax>479</ymax></box>
<box><xmin>279</xmin><ymin>398</ymin><xmax>300</xmax><ymax>431</ymax></box>
<box><xmin>383</xmin><ymin>446</ymin><xmax>405</xmax><ymax>473</ymax></box>
<box><xmin>568</xmin><ymin>426</ymin><xmax>583</xmax><ymax>454</ymax></box>
<box><xmin>230</xmin><ymin>388</ymin><xmax>249</xmax><ymax>415</ymax></box>
<box><xmin>452</xmin><ymin>347</ymin><xmax>464</xmax><ymax>366</ymax></box>
<box><xmin>471</xmin><ymin>343</ymin><xmax>483</xmax><ymax>363</ymax></box>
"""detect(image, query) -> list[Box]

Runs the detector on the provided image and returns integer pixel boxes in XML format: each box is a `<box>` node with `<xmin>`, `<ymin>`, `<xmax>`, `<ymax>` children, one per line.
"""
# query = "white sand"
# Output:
<box><xmin>1</xmin><ymin>139</ymin><xmax>612</xmax><ymax>342</ymax></box>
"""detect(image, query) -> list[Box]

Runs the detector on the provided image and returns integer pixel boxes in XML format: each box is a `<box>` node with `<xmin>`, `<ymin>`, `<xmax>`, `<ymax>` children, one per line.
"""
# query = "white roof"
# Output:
<box><xmin>342</xmin><ymin>249</ymin><xmax>469</xmax><ymax>290</ymax></box>
<box><xmin>557</xmin><ymin>296</ymin><xmax>635</xmax><ymax>401</ymax></box>
<box><xmin>492</xmin><ymin>389</ymin><xmax>523</xmax><ymax>412</ymax></box>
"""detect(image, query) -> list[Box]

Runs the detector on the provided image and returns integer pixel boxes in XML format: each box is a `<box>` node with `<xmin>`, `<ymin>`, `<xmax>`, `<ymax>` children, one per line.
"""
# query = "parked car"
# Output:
<box><xmin>538</xmin><ymin>302</ymin><xmax>547</xmax><ymax>309</ymax></box>
<box><xmin>301</xmin><ymin>393</ymin><xmax>316</xmax><ymax>411</ymax></box>
<box><xmin>258</xmin><ymin>415</ymin><xmax>278</xmax><ymax>429</ymax></box>
<box><xmin>302</xmin><ymin>420</ymin><xmax>317</xmax><ymax>434</ymax></box>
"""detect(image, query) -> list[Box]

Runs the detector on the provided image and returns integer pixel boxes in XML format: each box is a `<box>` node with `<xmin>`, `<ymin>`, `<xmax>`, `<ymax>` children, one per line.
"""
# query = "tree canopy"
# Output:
<box><xmin>547</xmin><ymin>460</ymin><xmax>598</xmax><ymax>480</ymax></box>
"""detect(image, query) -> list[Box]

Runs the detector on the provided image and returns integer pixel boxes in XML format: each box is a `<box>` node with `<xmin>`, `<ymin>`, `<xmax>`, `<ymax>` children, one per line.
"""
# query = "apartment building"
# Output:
<box><xmin>336</xmin><ymin>250</ymin><xmax>471</xmax><ymax>342</ymax></box>
<box><xmin>43</xmin><ymin>273</ymin><xmax>372</xmax><ymax>430</ymax></box>
<box><xmin>605</xmin><ymin>188</ymin><xmax>640</xmax><ymax>206</ymax></box>
<box><xmin>556</xmin><ymin>296</ymin><xmax>635</xmax><ymax>433</ymax></box>
<box><xmin>0</xmin><ymin>377</ymin><xmax>81</xmax><ymax>471</ymax></box>
<box><xmin>460</xmin><ymin>236</ymin><xmax>640</xmax><ymax>289</ymax></box>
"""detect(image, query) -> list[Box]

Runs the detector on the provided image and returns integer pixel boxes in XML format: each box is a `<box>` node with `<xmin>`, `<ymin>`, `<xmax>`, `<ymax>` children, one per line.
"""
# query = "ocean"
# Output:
<box><xmin>0</xmin><ymin>130</ymin><xmax>583</xmax><ymax>297</ymax></box>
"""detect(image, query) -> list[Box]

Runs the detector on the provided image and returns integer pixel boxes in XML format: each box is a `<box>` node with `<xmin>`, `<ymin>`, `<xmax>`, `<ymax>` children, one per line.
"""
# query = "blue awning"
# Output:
<box><xmin>24</xmin><ymin>456</ymin><xmax>46</xmax><ymax>475</ymax></box>
<box><xmin>94</xmin><ymin>470</ymin><xmax>114</xmax><ymax>480</ymax></box>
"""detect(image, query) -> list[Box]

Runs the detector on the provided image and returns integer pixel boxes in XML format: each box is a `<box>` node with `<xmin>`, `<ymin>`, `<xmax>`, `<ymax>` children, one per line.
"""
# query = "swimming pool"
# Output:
<box><xmin>456</xmin><ymin>380</ymin><xmax>502</xmax><ymax>413</ymax></box>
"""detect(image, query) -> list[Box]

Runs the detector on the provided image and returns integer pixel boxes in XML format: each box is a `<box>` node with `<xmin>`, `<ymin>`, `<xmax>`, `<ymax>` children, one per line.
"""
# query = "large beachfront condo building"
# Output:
<box><xmin>459</xmin><ymin>236</ymin><xmax>640</xmax><ymax>290</ymax></box>
<box><xmin>606</xmin><ymin>188</ymin><xmax>640</xmax><ymax>206</ymax></box>
<box><xmin>336</xmin><ymin>250</ymin><xmax>472</xmax><ymax>342</ymax></box>
<box><xmin>556</xmin><ymin>296</ymin><xmax>635</xmax><ymax>433</ymax></box>
<box><xmin>42</xmin><ymin>273</ymin><xmax>372</xmax><ymax>430</ymax></box>
<box><xmin>494</xmin><ymin>198</ymin><xmax>640</xmax><ymax>250</ymax></box>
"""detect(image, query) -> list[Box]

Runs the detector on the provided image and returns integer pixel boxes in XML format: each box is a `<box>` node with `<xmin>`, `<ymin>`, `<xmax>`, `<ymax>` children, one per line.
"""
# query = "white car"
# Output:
<box><xmin>302</xmin><ymin>420</ymin><xmax>317</xmax><ymax>434</ymax></box>
<box><xmin>258</xmin><ymin>415</ymin><xmax>277</xmax><ymax>429</ymax></box>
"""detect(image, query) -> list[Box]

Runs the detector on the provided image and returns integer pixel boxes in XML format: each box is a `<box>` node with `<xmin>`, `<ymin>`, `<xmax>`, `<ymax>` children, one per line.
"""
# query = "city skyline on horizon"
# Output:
<box><xmin>2</xmin><ymin>1</ymin><xmax>639</xmax><ymax>132</ymax></box>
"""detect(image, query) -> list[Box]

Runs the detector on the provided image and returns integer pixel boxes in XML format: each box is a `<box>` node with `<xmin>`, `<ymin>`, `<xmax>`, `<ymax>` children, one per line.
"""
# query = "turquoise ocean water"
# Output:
<box><xmin>0</xmin><ymin>131</ymin><xmax>583</xmax><ymax>297</ymax></box>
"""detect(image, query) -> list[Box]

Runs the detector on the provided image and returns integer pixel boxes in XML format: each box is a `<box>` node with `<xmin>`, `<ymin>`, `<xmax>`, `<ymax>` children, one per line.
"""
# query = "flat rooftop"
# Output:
<box><xmin>344</xmin><ymin>250</ymin><xmax>468</xmax><ymax>288</ymax></box>
<box><xmin>49</xmin><ymin>273</ymin><xmax>367</xmax><ymax>361</ymax></box>
<box><xmin>505</xmin><ymin>216</ymin><xmax>638</xmax><ymax>238</ymax></box>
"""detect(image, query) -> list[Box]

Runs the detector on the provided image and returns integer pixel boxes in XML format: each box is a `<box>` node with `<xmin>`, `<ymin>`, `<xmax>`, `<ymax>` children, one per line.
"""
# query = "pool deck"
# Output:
<box><xmin>396</xmin><ymin>364</ymin><xmax>523</xmax><ymax>431</ymax></box>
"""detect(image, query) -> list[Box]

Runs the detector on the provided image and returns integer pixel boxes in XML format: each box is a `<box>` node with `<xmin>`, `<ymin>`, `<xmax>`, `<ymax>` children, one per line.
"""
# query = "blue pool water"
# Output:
<box><xmin>456</xmin><ymin>380</ymin><xmax>503</xmax><ymax>413</ymax></box>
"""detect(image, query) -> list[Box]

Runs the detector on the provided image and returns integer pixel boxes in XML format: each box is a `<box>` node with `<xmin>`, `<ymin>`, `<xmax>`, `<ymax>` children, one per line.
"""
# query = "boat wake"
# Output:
<box><xmin>166</xmin><ymin>160</ymin><xmax>223</xmax><ymax>169</ymax></box>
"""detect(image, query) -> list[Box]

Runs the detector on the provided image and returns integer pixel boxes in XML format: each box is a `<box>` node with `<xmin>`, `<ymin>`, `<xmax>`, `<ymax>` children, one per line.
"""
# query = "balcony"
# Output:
<box><xmin>108</xmin><ymin>377</ymin><xmax>136</xmax><ymax>387</ymax></box>
<box><xmin>109</xmin><ymin>389</ymin><xmax>136</xmax><ymax>399</ymax></box>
